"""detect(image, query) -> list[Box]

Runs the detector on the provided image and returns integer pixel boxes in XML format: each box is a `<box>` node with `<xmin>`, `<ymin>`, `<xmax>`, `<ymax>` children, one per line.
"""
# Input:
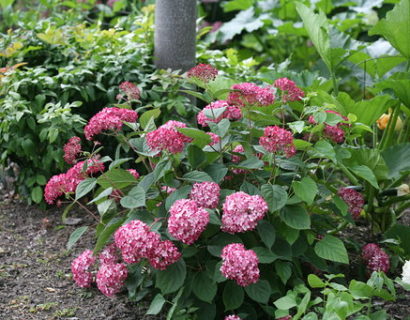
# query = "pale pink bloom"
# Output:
<box><xmin>222</xmin><ymin>192</ymin><xmax>268</xmax><ymax>233</ymax></box>
<box><xmin>127</xmin><ymin>169</ymin><xmax>140</xmax><ymax>179</ymax></box>
<box><xmin>225</xmin><ymin>316</ymin><xmax>242</xmax><ymax>320</ymax></box>
<box><xmin>190</xmin><ymin>181</ymin><xmax>220</xmax><ymax>209</ymax></box>
<box><xmin>197</xmin><ymin>100</ymin><xmax>242</xmax><ymax>127</ymax></box>
<box><xmin>71</xmin><ymin>249</ymin><xmax>96</xmax><ymax>288</ymax></box>
<box><xmin>220</xmin><ymin>243</ymin><xmax>259</xmax><ymax>287</ymax></box>
<box><xmin>96</xmin><ymin>263</ymin><xmax>128</xmax><ymax>297</ymax></box>
<box><xmin>168</xmin><ymin>199</ymin><xmax>209</xmax><ymax>244</ymax></box>
<box><xmin>119</xmin><ymin>81</ymin><xmax>140</xmax><ymax>100</ymax></box>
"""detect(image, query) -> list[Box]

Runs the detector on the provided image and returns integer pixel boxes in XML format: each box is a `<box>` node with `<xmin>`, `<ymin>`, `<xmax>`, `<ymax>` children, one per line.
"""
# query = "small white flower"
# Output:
<box><xmin>402</xmin><ymin>260</ymin><xmax>410</xmax><ymax>284</ymax></box>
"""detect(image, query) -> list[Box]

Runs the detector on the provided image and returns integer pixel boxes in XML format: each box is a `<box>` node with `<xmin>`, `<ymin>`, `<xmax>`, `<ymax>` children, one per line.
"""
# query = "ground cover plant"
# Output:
<box><xmin>1</xmin><ymin>0</ymin><xmax>410</xmax><ymax>319</ymax></box>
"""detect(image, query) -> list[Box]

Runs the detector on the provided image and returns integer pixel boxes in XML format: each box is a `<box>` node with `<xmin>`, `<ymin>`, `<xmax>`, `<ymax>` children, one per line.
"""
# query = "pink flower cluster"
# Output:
<box><xmin>114</xmin><ymin>220</ymin><xmax>181</xmax><ymax>269</ymax></box>
<box><xmin>84</xmin><ymin>107</ymin><xmax>138</xmax><ymax>140</ymax></box>
<box><xmin>220</xmin><ymin>243</ymin><xmax>260</xmax><ymax>286</ymax></box>
<box><xmin>197</xmin><ymin>100</ymin><xmax>242</xmax><ymax>127</ymax></box>
<box><xmin>96</xmin><ymin>262</ymin><xmax>128</xmax><ymax>297</ymax></box>
<box><xmin>99</xmin><ymin>243</ymin><xmax>120</xmax><ymax>265</ymax></box>
<box><xmin>44</xmin><ymin>158</ymin><xmax>105</xmax><ymax>204</ymax></box>
<box><xmin>231</xmin><ymin>145</ymin><xmax>246</xmax><ymax>175</ymax></box>
<box><xmin>119</xmin><ymin>81</ymin><xmax>140</xmax><ymax>101</ymax></box>
<box><xmin>362</xmin><ymin>243</ymin><xmax>390</xmax><ymax>273</ymax></box>
<box><xmin>189</xmin><ymin>181</ymin><xmax>220</xmax><ymax>209</ymax></box>
<box><xmin>71</xmin><ymin>249</ymin><xmax>96</xmax><ymax>288</ymax></box>
<box><xmin>228</xmin><ymin>82</ymin><xmax>275</xmax><ymax>107</ymax></box>
<box><xmin>127</xmin><ymin>169</ymin><xmax>140</xmax><ymax>180</ymax></box>
<box><xmin>222</xmin><ymin>192</ymin><xmax>268</xmax><ymax>233</ymax></box>
<box><xmin>207</xmin><ymin>132</ymin><xmax>220</xmax><ymax>146</ymax></box>
<box><xmin>259</xmin><ymin>126</ymin><xmax>296</xmax><ymax>158</ymax></box>
<box><xmin>274</xmin><ymin>77</ymin><xmax>304</xmax><ymax>103</ymax></box>
<box><xmin>225</xmin><ymin>316</ymin><xmax>242</xmax><ymax>320</ymax></box>
<box><xmin>63</xmin><ymin>136</ymin><xmax>82</xmax><ymax>164</ymax></box>
<box><xmin>146</xmin><ymin>120</ymin><xmax>192</xmax><ymax>154</ymax></box>
<box><xmin>338</xmin><ymin>188</ymin><xmax>364</xmax><ymax>219</ymax></box>
<box><xmin>168</xmin><ymin>199</ymin><xmax>210</xmax><ymax>244</ymax></box>
<box><xmin>278</xmin><ymin>316</ymin><xmax>293</xmax><ymax>320</ymax></box>
<box><xmin>187</xmin><ymin>63</ymin><xmax>218</xmax><ymax>82</ymax></box>
<box><xmin>309</xmin><ymin>110</ymin><xmax>348</xmax><ymax>144</ymax></box>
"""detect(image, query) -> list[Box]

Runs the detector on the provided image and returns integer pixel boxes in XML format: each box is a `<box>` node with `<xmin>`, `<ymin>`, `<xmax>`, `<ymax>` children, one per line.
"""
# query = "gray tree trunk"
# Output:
<box><xmin>154</xmin><ymin>0</ymin><xmax>197</xmax><ymax>72</ymax></box>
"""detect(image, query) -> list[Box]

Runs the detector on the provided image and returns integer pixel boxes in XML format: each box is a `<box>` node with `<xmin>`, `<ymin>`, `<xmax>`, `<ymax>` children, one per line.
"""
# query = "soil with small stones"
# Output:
<box><xmin>0</xmin><ymin>201</ymin><xmax>160</xmax><ymax>320</ymax></box>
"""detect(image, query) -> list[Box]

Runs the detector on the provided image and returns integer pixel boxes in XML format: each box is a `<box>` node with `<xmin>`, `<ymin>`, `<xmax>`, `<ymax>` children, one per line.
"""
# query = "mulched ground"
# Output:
<box><xmin>0</xmin><ymin>201</ymin><xmax>159</xmax><ymax>320</ymax></box>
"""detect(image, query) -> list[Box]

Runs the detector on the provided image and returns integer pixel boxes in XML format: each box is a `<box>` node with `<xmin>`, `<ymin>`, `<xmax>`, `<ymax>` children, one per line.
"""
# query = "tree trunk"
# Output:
<box><xmin>154</xmin><ymin>0</ymin><xmax>197</xmax><ymax>72</ymax></box>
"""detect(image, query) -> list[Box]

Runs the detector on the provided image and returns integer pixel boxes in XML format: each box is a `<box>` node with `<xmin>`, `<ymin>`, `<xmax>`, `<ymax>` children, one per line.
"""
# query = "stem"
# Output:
<box><xmin>339</xmin><ymin>164</ymin><xmax>359</xmax><ymax>185</ymax></box>
<box><xmin>331</xmin><ymin>72</ymin><xmax>339</xmax><ymax>96</ymax></box>
<box><xmin>379</xmin><ymin>103</ymin><xmax>400</xmax><ymax>150</ymax></box>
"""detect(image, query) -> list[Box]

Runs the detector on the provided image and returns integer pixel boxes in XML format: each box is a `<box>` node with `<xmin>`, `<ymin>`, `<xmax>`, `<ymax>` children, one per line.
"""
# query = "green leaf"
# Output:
<box><xmin>146</xmin><ymin>294</ymin><xmax>166</xmax><ymax>315</ymax></box>
<box><xmin>382</xmin><ymin>143</ymin><xmax>410</xmax><ymax>179</ymax></box>
<box><xmin>140</xmin><ymin>109</ymin><xmax>161</xmax><ymax>130</ymax></box>
<box><xmin>253</xmin><ymin>247</ymin><xmax>277</xmax><ymax>263</ymax></box>
<box><xmin>177</xmin><ymin>128</ymin><xmax>212</xmax><ymax>148</ymax></box>
<box><xmin>188</xmin><ymin>145</ymin><xmax>206</xmax><ymax>169</ymax></box>
<box><xmin>312</xmin><ymin>140</ymin><xmax>336</xmax><ymax>163</ymax></box>
<box><xmin>308</xmin><ymin>274</ymin><xmax>326</xmax><ymax>288</ymax></box>
<box><xmin>193</xmin><ymin>272</ymin><xmax>218</xmax><ymax>303</ymax></box>
<box><xmin>349</xmin><ymin>280</ymin><xmax>374</xmax><ymax>299</ymax></box>
<box><xmin>88</xmin><ymin>187</ymin><xmax>113</xmax><ymax>204</ymax></box>
<box><xmin>234</xmin><ymin>156</ymin><xmax>264</xmax><ymax>169</ymax></box>
<box><xmin>261</xmin><ymin>184</ymin><xmax>288</xmax><ymax>213</ymax></box>
<box><xmin>274</xmin><ymin>293</ymin><xmax>297</xmax><ymax>310</ymax></box>
<box><xmin>275</xmin><ymin>261</ymin><xmax>292</xmax><ymax>285</ymax></box>
<box><xmin>292</xmin><ymin>177</ymin><xmax>318</xmax><ymax>205</ymax></box>
<box><xmin>257</xmin><ymin>220</ymin><xmax>276</xmax><ymax>248</ymax></box>
<box><xmin>75</xmin><ymin>178</ymin><xmax>97</xmax><ymax>200</ymax></box>
<box><xmin>97</xmin><ymin>169</ymin><xmax>136</xmax><ymax>189</ymax></box>
<box><xmin>31</xmin><ymin>186</ymin><xmax>43</xmax><ymax>204</ymax></box>
<box><xmin>0</xmin><ymin>0</ymin><xmax>15</xmax><ymax>8</ymax></box>
<box><xmin>120</xmin><ymin>186</ymin><xmax>146</xmax><ymax>209</ymax></box>
<box><xmin>156</xmin><ymin>259</ymin><xmax>186</xmax><ymax>294</ymax></box>
<box><xmin>314</xmin><ymin>235</ymin><xmax>349</xmax><ymax>264</ymax></box>
<box><xmin>369</xmin><ymin>0</ymin><xmax>410</xmax><ymax>59</ymax></box>
<box><xmin>165</xmin><ymin>185</ymin><xmax>192</xmax><ymax>211</ymax></box>
<box><xmin>281</xmin><ymin>206</ymin><xmax>311</xmax><ymax>230</ymax></box>
<box><xmin>204</xmin><ymin>163</ymin><xmax>228</xmax><ymax>183</ymax></box>
<box><xmin>223</xmin><ymin>0</ymin><xmax>254</xmax><ymax>12</ymax></box>
<box><xmin>245</xmin><ymin>280</ymin><xmax>272</xmax><ymax>304</ymax></box>
<box><xmin>67</xmin><ymin>226</ymin><xmax>88</xmax><ymax>250</ymax></box>
<box><xmin>94</xmin><ymin>217</ymin><xmax>125</xmax><ymax>253</ymax></box>
<box><xmin>208</xmin><ymin>233</ymin><xmax>242</xmax><ymax>257</ymax></box>
<box><xmin>350</xmin><ymin>165</ymin><xmax>379</xmax><ymax>189</ymax></box>
<box><xmin>109</xmin><ymin>157</ymin><xmax>133</xmax><ymax>170</ymax></box>
<box><xmin>376</xmin><ymin>75</ymin><xmax>410</xmax><ymax>108</ymax></box>
<box><xmin>344</xmin><ymin>95</ymin><xmax>392</xmax><ymax>126</ymax></box>
<box><xmin>223</xmin><ymin>281</ymin><xmax>244</xmax><ymax>311</ymax></box>
<box><xmin>182</xmin><ymin>171</ymin><xmax>213</xmax><ymax>183</ymax></box>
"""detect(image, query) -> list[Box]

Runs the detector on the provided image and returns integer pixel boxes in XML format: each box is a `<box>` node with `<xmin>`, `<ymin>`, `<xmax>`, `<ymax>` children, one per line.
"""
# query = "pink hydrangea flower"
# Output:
<box><xmin>96</xmin><ymin>263</ymin><xmax>128</xmax><ymax>297</ymax></box>
<box><xmin>362</xmin><ymin>243</ymin><xmax>381</xmax><ymax>261</ymax></box>
<box><xmin>168</xmin><ymin>199</ymin><xmax>210</xmax><ymax>244</ymax></box>
<box><xmin>207</xmin><ymin>132</ymin><xmax>221</xmax><ymax>146</ymax></box>
<box><xmin>231</xmin><ymin>144</ymin><xmax>246</xmax><ymax>175</ymax></box>
<box><xmin>338</xmin><ymin>188</ymin><xmax>364</xmax><ymax>219</ymax></box>
<box><xmin>222</xmin><ymin>192</ymin><xmax>268</xmax><ymax>233</ymax></box>
<box><xmin>71</xmin><ymin>249</ymin><xmax>96</xmax><ymax>288</ymax></box>
<box><xmin>149</xmin><ymin>240</ymin><xmax>182</xmax><ymax>270</ymax></box>
<box><xmin>274</xmin><ymin>77</ymin><xmax>304</xmax><ymax>103</ymax></box>
<box><xmin>63</xmin><ymin>136</ymin><xmax>82</xmax><ymax>164</ymax></box>
<box><xmin>278</xmin><ymin>317</ymin><xmax>292</xmax><ymax>320</ymax></box>
<box><xmin>197</xmin><ymin>100</ymin><xmax>242</xmax><ymax>127</ymax></box>
<box><xmin>146</xmin><ymin>120</ymin><xmax>192</xmax><ymax>154</ymax></box>
<box><xmin>189</xmin><ymin>181</ymin><xmax>220</xmax><ymax>209</ymax></box>
<box><xmin>84</xmin><ymin>107</ymin><xmax>138</xmax><ymax>140</ymax></box>
<box><xmin>225</xmin><ymin>316</ymin><xmax>242</xmax><ymax>320</ymax></box>
<box><xmin>187</xmin><ymin>64</ymin><xmax>218</xmax><ymax>82</ymax></box>
<box><xmin>367</xmin><ymin>249</ymin><xmax>390</xmax><ymax>273</ymax></box>
<box><xmin>309</xmin><ymin>110</ymin><xmax>348</xmax><ymax>144</ymax></box>
<box><xmin>220</xmin><ymin>243</ymin><xmax>260</xmax><ymax>287</ymax></box>
<box><xmin>161</xmin><ymin>186</ymin><xmax>177</xmax><ymax>194</ymax></box>
<box><xmin>228</xmin><ymin>83</ymin><xmax>275</xmax><ymax>107</ymax></box>
<box><xmin>119</xmin><ymin>81</ymin><xmax>140</xmax><ymax>100</ymax></box>
<box><xmin>259</xmin><ymin>126</ymin><xmax>296</xmax><ymax>158</ymax></box>
<box><xmin>127</xmin><ymin>169</ymin><xmax>140</xmax><ymax>179</ymax></box>
<box><xmin>44</xmin><ymin>173</ymin><xmax>74</xmax><ymax>205</ymax></box>
<box><xmin>99</xmin><ymin>243</ymin><xmax>120</xmax><ymax>265</ymax></box>
<box><xmin>114</xmin><ymin>220</ymin><xmax>160</xmax><ymax>264</ymax></box>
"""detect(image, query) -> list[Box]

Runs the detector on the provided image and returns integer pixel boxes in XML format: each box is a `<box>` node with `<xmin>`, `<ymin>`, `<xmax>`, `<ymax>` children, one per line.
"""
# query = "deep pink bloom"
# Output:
<box><xmin>149</xmin><ymin>240</ymin><xmax>182</xmax><ymax>270</ymax></box>
<box><xmin>274</xmin><ymin>77</ymin><xmax>304</xmax><ymax>102</ymax></box>
<box><xmin>367</xmin><ymin>249</ymin><xmax>390</xmax><ymax>273</ymax></box>
<box><xmin>71</xmin><ymin>249</ymin><xmax>96</xmax><ymax>288</ymax></box>
<box><xmin>84</xmin><ymin>107</ymin><xmax>138</xmax><ymax>140</ymax></box>
<box><xmin>146</xmin><ymin>120</ymin><xmax>192</xmax><ymax>154</ymax></box>
<box><xmin>220</xmin><ymin>243</ymin><xmax>260</xmax><ymax>287</ymax></box>
<box><xmin>114</xmin><ymin>220</ymin><xmax>160</xmax><ymax>264</ymax></box>
<box><xmin>197</xmin><ymin>100</ymin><xmax>242</xmax><ymax>127</ymax></box>
<box><xmin>222</xmin><ymin>192</ymin><xmax>268</xmax><ymax>233</ymax></box>
<box><xmin>99</xmin><ymin>243</ymin><xmax>120</xmax><ymax>265</ymax></box>
<box><xmin>96</xmin><ymin>263</ymin><xmax>128</xmax><ymax>297</ymax></box>
<box><xmin>187</xmin><ymin>64</ymin><xmax>218</xmax><ymax>82</ymax></box>
<box><xmin>362</xmin><ymin>243</ymin><xmax>381</xmax><ymax>262</ymax></box>
<box><xmin>309</xmin><ymin>110</ymin><xmax>348</xmax><ymax>144</ymax></box>
<box><xmin>228</xmin><ymin>83</ymin><xmax>275</xmax><ymax>107</ymax></box>
<box><xmin>224</xmin><ymin>316</ymin><xmax>242</xmax><ymax>320</ymax></box>
<box><xmin>259</xmin><ymin>126</ymin><xmax>296</xmax><ymax>158</ymax></box>
<box><xmin>338</xmin><ymin>188</ymin><xmax>364</xmax><ymax>219</ymax></box>
<box><xmin>63</xmin><ymin>136</ymin><xmax>82</xmax><ymax>164</ymax></box>
<box><xmin>127</xmin><ymin>169</ymin><xmax>140</xmax><ymax>179</ymax></box>
<box><xmin>207</xmin><ymin>132</ymin><xmax>220</xmax><ymax>146</ymax></box>
<box><xmin>119</xmin><ymin>81</ymin><xmax>140</xmax><ymax>100</ymax></box>
<box><xmin>44</xmin><ymin>173</ymin><xmax>74</xmax><ymax>205</ymax></box>
<box><xmin>168</xmin><ymin>199</ymin><xmax>209</xmax><ymax>244</ymax></box>
<box><xmin>190</xmin><ymin>181</ymin><xmax>220</xmax><ymax>209</ymax></box>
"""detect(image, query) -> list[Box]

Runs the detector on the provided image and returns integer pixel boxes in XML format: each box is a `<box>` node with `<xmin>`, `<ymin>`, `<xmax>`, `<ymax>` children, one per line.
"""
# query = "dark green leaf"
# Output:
<box><xmin>281</xmin><ymin>206</ymin><xmax>311</xmax><ymax>230</ymax></box>
<box><xmin>156</xmin><ymin>259</ymin><xmax>186</xmax><ymax>294</ymax></box>
<box><xmin>292</xmin><ymin>177</ymin><xmax>318</xmax><ymax>205</ymax></box>
<box><xmin>261</xmin><ymin>184</ymin><xmax>288</xmax><ymax>212</ymax></box>
<box><xmin>257</xmin><ymin>220</ymin><xmax>276</xmax><ymax>248</ymax></box>
<box><xmin>244</xmin><ymin>280</ymin><xmax>271</xmax><ymax>304</ymax></box>
<box><xmin>182</xmin><ymin>171</ymin><xmax>213</xmax><ymax>183</ymax></box>
<box><xmin>67</xmin><ymin>226</ymin><xmax>88</xmax><ymax>250</ymax></box>
<box><xmin>314</xmin><ymin>235</ymin><xmax>349</xmax><ymax>264</ymax></box>
<box><xmin>223</xmin><ymin>281</ymin><xmax>244</xmax><ymax>311</ymax></box>
<box><xmin>193</xmin><ymin>272</ymin><xmax>218</xmax><ymax>303</ymax></box>
<box><xmin>75</xmin><ymin>178</ymin><xmax>97</xmax><ymax>200</ymax></box>
<box><xmin>146</xmin><ymin>294</ymin><xmax>166</xmax><ymax>315</ymax></box>
<box><xmin>120</xmin><ymin>186</ymin><xmax>146</xmax><ymax>209</ymax></box>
